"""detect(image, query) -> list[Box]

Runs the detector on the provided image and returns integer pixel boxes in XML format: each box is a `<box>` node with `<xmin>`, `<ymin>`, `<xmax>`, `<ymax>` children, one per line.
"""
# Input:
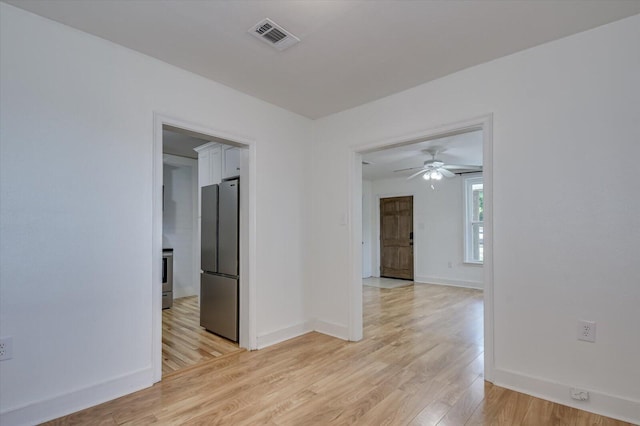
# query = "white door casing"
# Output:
<box><xmin>347</xmin><ymin>114</ymin><xmax>494</xmax><ymax>381</ymax></box>
<box><xmin>152</xmin><ymin>113</ymin><xmax>257</xmax><ymax>382</ymax></box>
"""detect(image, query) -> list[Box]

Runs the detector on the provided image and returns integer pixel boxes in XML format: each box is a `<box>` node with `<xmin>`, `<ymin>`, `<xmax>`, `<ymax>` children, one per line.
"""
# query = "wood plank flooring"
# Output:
<box><xmin>162</xmin><ymin>296</ymin><xmax>242</xmax><ymax>376</ymax></box>
<box><xmin>46</xmin><ymin>285</ymin><xmax>631</xmax><ymax>425</ymax></box>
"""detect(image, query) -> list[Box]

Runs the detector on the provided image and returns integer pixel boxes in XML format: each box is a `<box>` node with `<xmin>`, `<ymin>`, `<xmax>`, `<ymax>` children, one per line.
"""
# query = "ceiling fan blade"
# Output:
<box><xmin>442</xmin><ymin>164</ymin><xmax>482</xmax><ymax>170</ymax></box>
<box><xmin>393</xmin><ymin>166</ymin><xmax>423</xmax><ymax>173</ymax></box>
<box><xmin>407</xmin><ymin>169</ymin><xmax>427</xmax><ymax>180</ymax></box>
<box><xmin>439</xmin><ymin>168</ymin><xmax>455</xmax><ymax>178</ymax></box>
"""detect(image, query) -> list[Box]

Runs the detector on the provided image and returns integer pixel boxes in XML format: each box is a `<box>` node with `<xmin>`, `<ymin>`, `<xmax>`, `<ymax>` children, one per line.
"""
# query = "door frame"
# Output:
<box><xmin>348</xmin><ymin>114</ymin><xmax>494</xmax><ymax>382</ymax></box>
<box><xmin>152</xmin><ymin>113</ymin><xmax>257</xmax><ymax>382</ymax></box>
<box><xmin>374</xmin><ymin>193</ymin><xmax>416</xmax><ymax>280</ymax></box>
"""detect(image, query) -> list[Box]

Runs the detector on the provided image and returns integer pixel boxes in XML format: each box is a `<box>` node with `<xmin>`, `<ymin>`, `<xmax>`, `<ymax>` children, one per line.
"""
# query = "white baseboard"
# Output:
<box><xmin>493</xmin><ymin>368</ymin><xmax>640</xmax><ymax>424</ymax></box>
<box><xmin>313</xmin><ymin>319</ymin><xmax>349</xmax><ymax>340</ymax></box>
<box><xmin>256</xmin><ymin>321</ymin><xmax>314</xmax><ymax>349</ymax></box>
<box><xmin>414</xmin><ymin>275</ymin><xmax>483</xmax><ymax>290</ymax></box>
<box><xmin>0</xmin><ymin>367</ymin><xmax>153</xmax><ymax>426</ymax></box>
<box><xmin>256</xmin><ymin>319</ymin><xmax>350</xmax><ymax>349</ymax></box>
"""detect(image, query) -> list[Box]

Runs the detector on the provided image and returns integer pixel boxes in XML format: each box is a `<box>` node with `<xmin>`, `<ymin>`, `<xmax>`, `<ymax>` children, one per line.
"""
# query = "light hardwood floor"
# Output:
<box><xmin>46</xmin><ymin>285</ymin><xmax>631</xmax><ymax>425</ymax></box>
<box><xmin>162</xmin><ymin>296</ymin><xmax>242</xmax><ymax>376</ymax></box>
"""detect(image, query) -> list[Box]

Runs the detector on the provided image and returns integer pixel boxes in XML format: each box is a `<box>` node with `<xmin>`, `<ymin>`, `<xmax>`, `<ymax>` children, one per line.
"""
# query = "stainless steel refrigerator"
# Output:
<box><xmin>200</xmin><ymin>179</ymin><xmax>239</xmax><ymax>342</ymax></box>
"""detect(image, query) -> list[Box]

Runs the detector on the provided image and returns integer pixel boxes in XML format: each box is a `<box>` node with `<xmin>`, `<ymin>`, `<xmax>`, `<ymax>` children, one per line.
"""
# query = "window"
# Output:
<box><xmin>464</xmin><ymin>176</ymin><xmax>484</xmax><ymax>263</ymax></box>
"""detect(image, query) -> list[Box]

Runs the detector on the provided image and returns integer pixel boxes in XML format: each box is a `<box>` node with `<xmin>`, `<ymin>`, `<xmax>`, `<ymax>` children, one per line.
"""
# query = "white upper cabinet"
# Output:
<box><xmin>195</xmin><ymin>143</ymin><xmax>240</xmax><ymax>187</ymax></box>
<box><xmin>223</xmin><ymin>146</ymin><xmax>241</xmax><ymax>179</ymax></box>
<box><xmin>194</xmin><ymin>143</ymin><xmax>222</xmax><ymax>187</ymax></box>
<box><xmin>209</xmin><ymin>146</ymin><xmax>222</xmax><ymax>185</ymax></box>
<box><xmin>196</xmin><ymin>148</ymin><xmax>211</xmax><ymax>187</ymax></box>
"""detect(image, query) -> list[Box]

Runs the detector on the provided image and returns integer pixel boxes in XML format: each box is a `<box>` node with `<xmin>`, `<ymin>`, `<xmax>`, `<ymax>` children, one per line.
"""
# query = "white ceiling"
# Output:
<box><xmin>362</xmin><ymin>130</ymin><xmax>482</xmax><ymax>181</ymax></box>
<box><xmin>162</xmin><ymin>130</ymin><xmax>210</xmax><ymax>159</ymax></box>
<box><xmin>6</xmin><ymin>1</ymin><xmax>640</xmax><ymax>119</ymax></box>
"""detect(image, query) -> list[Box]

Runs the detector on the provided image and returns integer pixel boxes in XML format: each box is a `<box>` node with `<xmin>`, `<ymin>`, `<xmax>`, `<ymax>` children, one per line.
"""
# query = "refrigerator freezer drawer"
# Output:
<box><xmin>200</xmin><ymin>273</ymin><xmax>238</xmax><ymax>342</ymax></box>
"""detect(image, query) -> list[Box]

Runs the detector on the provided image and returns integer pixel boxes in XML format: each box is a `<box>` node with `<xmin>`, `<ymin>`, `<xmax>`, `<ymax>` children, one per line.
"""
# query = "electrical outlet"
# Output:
<box><xmin>577</xmin><ymin>320</ymin><xmax>596</xmax><ymax>342</ymax></box>
<box><xmin>0</xmin><ymin>336</ymin><xmax>13</xmax><ymax>361</ymax></box>
<box><xmin>571</xmin><ymin>388</ymin><xmax>589</xmax><ymax>401</ymax></box>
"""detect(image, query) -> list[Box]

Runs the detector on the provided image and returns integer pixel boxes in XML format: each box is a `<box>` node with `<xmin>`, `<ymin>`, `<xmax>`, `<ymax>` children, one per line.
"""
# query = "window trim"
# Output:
<box><xmin>464</xmin><ymin>175</ymin><xmax>484</xmax><ymax>264</ymax></box>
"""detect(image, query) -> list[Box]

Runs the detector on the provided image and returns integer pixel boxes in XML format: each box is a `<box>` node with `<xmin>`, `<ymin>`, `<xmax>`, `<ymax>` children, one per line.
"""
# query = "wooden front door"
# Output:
<box><xmin>380</xmin><ymin>196</ymin><xmax>414</xmax><ymax>280</ymax></box>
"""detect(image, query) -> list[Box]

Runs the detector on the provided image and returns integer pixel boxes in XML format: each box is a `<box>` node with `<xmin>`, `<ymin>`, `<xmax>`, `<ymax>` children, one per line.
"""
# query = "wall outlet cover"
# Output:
<box><xmin>0</xmin><ymin>336</ymin><xmax>13</xmax><ymax>361</ymax></box>
<box><xmin>571</xmin><ymin>388</ymin><xmax>590</xmax><ymax>401</ymax></box>
<box><xmin>577</xmin><ymin>320</ymin><xmax>596</xmax><ymax>343</ymax></box>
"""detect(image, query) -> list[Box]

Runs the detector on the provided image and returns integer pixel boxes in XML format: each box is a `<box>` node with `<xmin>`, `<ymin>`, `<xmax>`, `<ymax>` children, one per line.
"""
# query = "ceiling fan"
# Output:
<box><xmin>394</xmin><ymin>150</ymin><xmax>482</xmax><ymax>181</ymax></box>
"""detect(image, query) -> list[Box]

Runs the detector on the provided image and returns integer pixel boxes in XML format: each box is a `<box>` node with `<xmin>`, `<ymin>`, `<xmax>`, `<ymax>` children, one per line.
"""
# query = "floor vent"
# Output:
<box><xmin>249</xmin><ymin>18</ymin><xmax>299</xmax><ymax>51</ymax></box>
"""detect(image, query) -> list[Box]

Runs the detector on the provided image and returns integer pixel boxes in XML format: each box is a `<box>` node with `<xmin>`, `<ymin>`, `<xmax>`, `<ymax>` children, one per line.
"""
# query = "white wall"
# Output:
<box><xmin>369</xmin><ymin>176</ymin><xmax>483</xmax><ymax>288</ymax></box>
<box><xmin>0</xmin><ymin>4</ymin><xmax>312</xmax><ymax>424</ymax></box>
<box><xmin>162</xmin><ymin>155</ymin><xmax>198</xmax><ymax>299</ymax></box>
<box><xmin>311</xmin><ymin>15</ymin><xmax>640</xmax><ymax>423</ymax></box>
<box><xmin>361</xmin><ymin>180</ymin><xmax>373</xmax><ymax>278</ymax></box>
<box><xmin>2</xmin><ymin>3</ymin><xmax>639</xmax><ymax>424</ymax></box>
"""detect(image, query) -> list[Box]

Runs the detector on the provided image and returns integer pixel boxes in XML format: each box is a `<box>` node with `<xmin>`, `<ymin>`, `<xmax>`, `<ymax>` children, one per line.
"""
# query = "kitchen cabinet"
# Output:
<box><xmin>195</xmin><ymin>143</ymin><xmax>241</xmax><ymax>184</ymax></box>
<box><xmin>197</xmin><ymin>149</ymin><xmax>210</xmax><ymax>186</ymax></box>
<box><xmin>223</xmin><ymin>146</ymin><xmax>241</xmax><ymax>179</ymax></box>
<box><xmin>209</xmin><ymin>146</ymin><xmax>222</xmax><ymax>184</ymax></box>
<box><xmin>194</xmin><ymin>143</ymin><xmax>222</xmax><ymax>187</ymax></box>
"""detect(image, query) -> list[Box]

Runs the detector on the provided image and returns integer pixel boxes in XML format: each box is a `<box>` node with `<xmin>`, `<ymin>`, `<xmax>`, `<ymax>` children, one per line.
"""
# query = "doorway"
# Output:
<box><xmin>379</xmin><ymin>196</ymin><xmax>414</xmax><ymax>280</ymax></box>
<box><xmin>350</xmin><ymin>115</ymin><xmax>493</xmax><ymax>380</ymax></box>
<box><xmin>160</xmin><ymin>129</ymin><xmax>245</xmax><ymax>376</ymax></box>
<box><xmin>152</xmin><ymin>114</ymin><xmax>257</xmax><ymax>382</ymax></box>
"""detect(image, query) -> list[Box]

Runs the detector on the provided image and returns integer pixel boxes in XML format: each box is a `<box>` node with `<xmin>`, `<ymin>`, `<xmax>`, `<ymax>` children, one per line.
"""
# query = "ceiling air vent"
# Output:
<box><xmin>249</xmin><ymin>18</ymin><xmax>299</xmax><ymax>51</ymax></box>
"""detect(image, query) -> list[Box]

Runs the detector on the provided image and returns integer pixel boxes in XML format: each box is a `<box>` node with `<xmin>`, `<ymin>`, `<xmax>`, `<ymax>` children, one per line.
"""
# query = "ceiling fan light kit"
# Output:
<box><xmin>423</xmin><ymin>170</ymin><xmax>443</xmax><ymax>180</ymax></box>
